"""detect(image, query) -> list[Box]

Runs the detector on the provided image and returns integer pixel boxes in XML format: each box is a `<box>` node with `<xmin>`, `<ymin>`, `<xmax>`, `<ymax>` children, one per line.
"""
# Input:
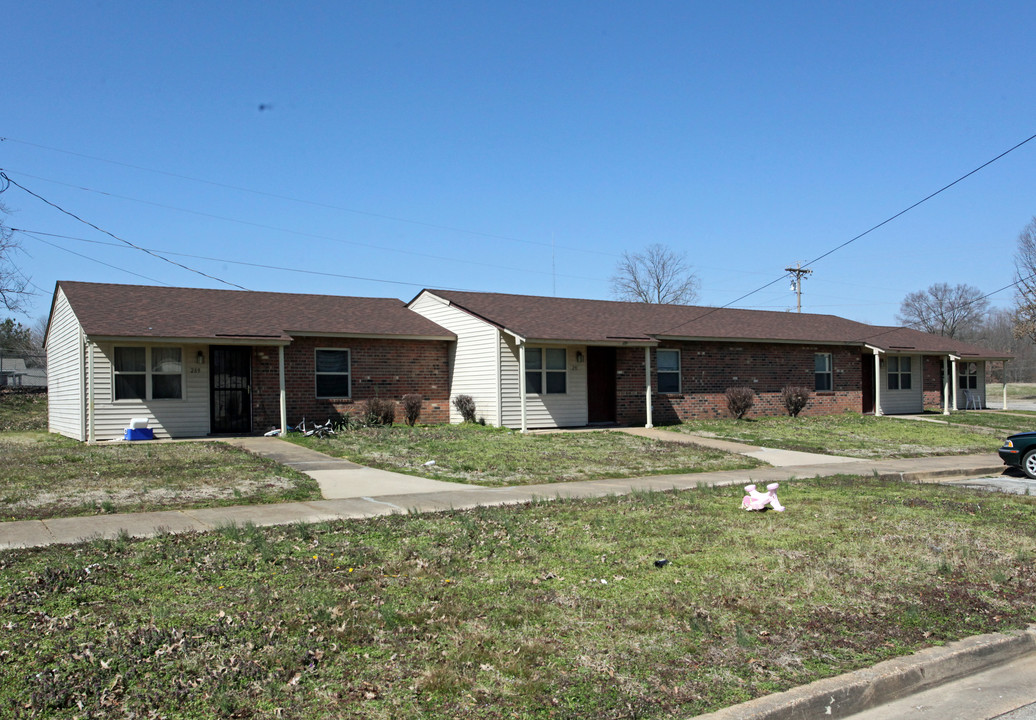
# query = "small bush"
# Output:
<box><xmin>453</xmin><ymin>395</ymin><xmax>477</xmax><ymax>423</ymax></box>
<box><xmin>401</xmin><ymin>394</ymin><xmax>423</xmax><ymax>427</ymax></box>
<box><xmin>725</xmin><ymin>386</ymin><xmax>755</xmax><ymax>420</ymax></box>
<box><xmin>361</xmin><ymin>397</ymin><xmax>397</xmax><ymax>426</ymax></box>
<box><xmin>780</xmin><ymin>386</ymin><xmax>812</xmax><ymax>417</ymax></box>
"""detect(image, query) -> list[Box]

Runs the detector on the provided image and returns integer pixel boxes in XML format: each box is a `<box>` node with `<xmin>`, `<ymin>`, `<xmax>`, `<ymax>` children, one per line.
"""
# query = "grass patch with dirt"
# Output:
<box><xmin>0</xmin><ymin>391</ymin><xmax>47</xmax><ymax>433</ymax></box>
<box><xmin>922</xmin><ymin>410</ymin><xmax>1036</xmax><ymax>434</ymax></box>
<box><xmin>290</xmin><ymin>423</ymin><xmax>763</xmax><ymax>486</ymax></box>
<box><xmin>2</xmin><ymin>478</ymin><xmax>1036</xmax><ymax>719</ymax></box>
<box><xmin>0</xmin><ymin>432</ymin><xmax>320</xmax><ymax>521</ymax></box>
<box><xmin>663</xmin><ymin>413</ymin><xmax>997</xmax><ymax>459</ymax></box>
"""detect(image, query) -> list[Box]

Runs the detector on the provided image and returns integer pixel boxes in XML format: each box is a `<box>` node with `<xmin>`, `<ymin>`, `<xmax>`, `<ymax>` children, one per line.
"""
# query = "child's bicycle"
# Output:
<box><xmin>304</xmin><ymin>418</ymin><xmax>336</xmax><ymax>438</ymax></box>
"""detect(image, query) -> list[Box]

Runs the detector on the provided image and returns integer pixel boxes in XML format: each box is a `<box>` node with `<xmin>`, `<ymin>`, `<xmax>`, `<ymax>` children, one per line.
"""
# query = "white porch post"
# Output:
<box><xmin>519</xmin><ymin>343</ymin><xmax>528</xmax><ymax>433</ymax></box>
<box><xmin>873</xmin><ymin>348</ymin><xmax>883</xmax><ymax>417</ymax></box>
<box><xmin>278</xmin><ymin>345</ymin><xmax>287</xmax><ymax>436</ymax></box>
<box><xmin>951</xmin><ymin>358</ymin><xmax>959</xmax><ymax>411</ymax></box>
<box><xmin>942</xmin><ymin>356</ymin><xmax>950</xmax><ymax>415</ymax></box>
<box><xmin>644</xmin><ymin>346</ymin><xmax>653</xmax><ymax>429</ymax></box>
<box><xmin>1003</xmin><ymin>360</ymin><xmax>1009</xmax><ymax>411</ymax></box>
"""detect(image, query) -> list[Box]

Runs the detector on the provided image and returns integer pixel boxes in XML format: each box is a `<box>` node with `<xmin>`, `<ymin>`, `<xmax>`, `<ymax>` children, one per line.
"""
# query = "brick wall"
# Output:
<box><xmin>923</xmin><ymin>355</ymin><xmax>946</xmax><ymax>409</ymax></box>
<box><xmin>250</xmin><ymin>337</ymin><xmax>450</xmax><ymax>430</ymax></box>
<box><xmin>616</xmin><ymin>341</ymin><xmax>864</xmax><ymax>424</ymax></box>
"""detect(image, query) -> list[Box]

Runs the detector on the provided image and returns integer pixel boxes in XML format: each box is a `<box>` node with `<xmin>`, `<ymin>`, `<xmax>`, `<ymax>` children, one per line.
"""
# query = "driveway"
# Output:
<box><xmin>941</xmin><ymin>469</ymin><xmax>1036</xmax><ymax>495</ymax></box>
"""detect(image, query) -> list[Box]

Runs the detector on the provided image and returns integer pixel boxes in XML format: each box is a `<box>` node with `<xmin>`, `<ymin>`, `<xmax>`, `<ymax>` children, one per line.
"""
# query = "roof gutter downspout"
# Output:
<box><xmin>518</xmin><ymin>342</ymin><xmax>528</xmax><ymax>433</ymax></box>
<box><xmin>644</xmin><ymin>346</ymin><xmax>653</xmax><ymax>428</ymax></box>
<box><xmin>495</xmin><ymin>330</ymin><xmax>503</xmax><ymax>427</ymax></box>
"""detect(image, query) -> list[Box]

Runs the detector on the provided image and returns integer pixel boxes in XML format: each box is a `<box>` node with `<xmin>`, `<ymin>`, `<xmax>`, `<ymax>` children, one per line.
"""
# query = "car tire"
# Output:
<box><xmin>1023</xmin><ymin>450</ymin><xmax>1036</xmax><ymax>480</ymax></box>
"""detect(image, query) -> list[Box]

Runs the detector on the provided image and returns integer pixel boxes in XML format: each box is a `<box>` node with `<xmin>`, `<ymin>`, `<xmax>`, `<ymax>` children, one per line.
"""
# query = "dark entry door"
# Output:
<box><xmin>210</xmin><ymin>346</ymin><xmax>252</xmax><ymax>434</ymax></box>
<box><xmin>861</xmin><ymin>354</ymin><xmax>875</xmax><ymax>414</ymax></box>
<box><xmin>587</xmin><ymin>347</ymin><xmax>617</xmax><ymax>423</ymax></box>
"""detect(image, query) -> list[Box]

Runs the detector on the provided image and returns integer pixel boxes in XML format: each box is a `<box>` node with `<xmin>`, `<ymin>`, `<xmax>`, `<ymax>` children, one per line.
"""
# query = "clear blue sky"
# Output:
<box><xmin>3</xmin><ymin>1</ymin><xmax>1034</xmax><ymax>328</ymax></box>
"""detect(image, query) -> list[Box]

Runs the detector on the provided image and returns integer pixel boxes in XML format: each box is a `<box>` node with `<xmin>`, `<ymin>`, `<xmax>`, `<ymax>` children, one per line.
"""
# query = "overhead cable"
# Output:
<box><xmin>0</xmin><ymin>172</ymin><xmax>248</xmax><ymax>290</ymax></box>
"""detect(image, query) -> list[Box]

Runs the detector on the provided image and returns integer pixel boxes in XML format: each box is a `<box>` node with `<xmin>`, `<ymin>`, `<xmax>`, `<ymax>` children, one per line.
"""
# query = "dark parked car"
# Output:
<box><xmin>999</xmin><ymin>432</ymin><xmax>1036</xmax><ymax>479</ymax></box>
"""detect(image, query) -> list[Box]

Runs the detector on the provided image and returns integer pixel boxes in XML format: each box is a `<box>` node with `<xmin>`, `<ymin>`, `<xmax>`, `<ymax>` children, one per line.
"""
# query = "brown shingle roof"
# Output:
<box><xmin>58</xmin><ymin>282</ymin><xmax>454</xmax><ymax>341</ymax></box>
<box><xmin>423</xmin><ymin>289</ymin><xmax>1011</xmax><ymax>358</ymax></box>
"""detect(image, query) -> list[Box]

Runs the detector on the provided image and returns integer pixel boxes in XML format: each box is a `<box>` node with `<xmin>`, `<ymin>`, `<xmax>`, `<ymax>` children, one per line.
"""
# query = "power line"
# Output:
<box><xmin>0</xmin><ymin>136</ymin><xmax>619</xmax><ymax>258</ymax></box>
<box><xmin>20</xmin><ymin>230</ymin><xmax>171</xmax><ymax>286</ymax></box>
<box><xmin>0</xmin><ymin>172</ymin><xmax>249</xmax><ymax>290</ymax></box>
<box><xmin>655</xmin><ymin>130</ymin><xmax>1036</xmax><ymax>337</ymax></box>
<box><xmin>13</xmin><ymin>228</ymin><xmax>481</xmax><ymax>292</ymax></box>
<box><xmin>3</xmin><ymin>169</ymin><xmax>608</xmax><ymax>284</ymax></box>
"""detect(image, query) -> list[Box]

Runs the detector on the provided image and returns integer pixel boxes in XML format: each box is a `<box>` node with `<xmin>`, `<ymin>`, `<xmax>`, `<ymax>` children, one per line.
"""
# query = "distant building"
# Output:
<box><xmin>0</xmin><ymin>357</ymin><xmax>48</xmax><ymax>388</ymax></box>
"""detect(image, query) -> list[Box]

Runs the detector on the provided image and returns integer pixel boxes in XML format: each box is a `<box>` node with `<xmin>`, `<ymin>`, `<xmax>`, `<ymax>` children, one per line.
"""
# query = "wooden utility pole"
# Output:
<box><xmin>786</xmin><ymin>263</ymin><xmax>812</xmax><ymax>313</ymax></box>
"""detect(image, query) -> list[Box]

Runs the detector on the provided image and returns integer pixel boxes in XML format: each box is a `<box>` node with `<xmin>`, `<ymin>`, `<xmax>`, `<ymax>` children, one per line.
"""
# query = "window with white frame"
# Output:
<box><xmin>315</xmin><ymin>349</ymin><xmax>351</xmax><ymax>398</ymax></box>
<box><xmin>887</xmin><ymin>356</ymin><xmax>912</xmax><ymax>390</ymax></box>
<box><xmin>657</xmin><ymin>349</ymin><xmax>681</xmax><ymax>393</ymax></box>
<box><xmin>958</xmin><ymin>362</ymin><xmax>979</xmax><ymax>390</ymax></box>
<box><xmin>814</xmin><ymin>353</ymin><xmax>832</xmax><ymax>391</ymax></box>
<box><xmin>114</xmin><ymin>346</ymin><xmax>183</xmax><ymax>401</ymax></box>
<box><xmin>525</xmin><ymin>347</ymin><xmax>567</xmax><ymax>394</ymax></box>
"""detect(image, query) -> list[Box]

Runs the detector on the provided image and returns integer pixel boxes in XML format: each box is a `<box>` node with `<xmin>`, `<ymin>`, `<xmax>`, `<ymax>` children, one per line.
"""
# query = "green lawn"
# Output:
<box><xmin>3</xmin><ymin>478</ymin><xmax>1035</xmax><ymax>719</ymax></box>
<box><xmin>0</xmin><ymin>391</ymin><xmax>320</xmax><ymax>520</ymax></box>
<box><xmin>290</xmin><ymin>423</ymin><xmax>763</xmax><ymax>486</ymax></box>
<box><xmin>0</xmin><ymin>432</ymin><xmax>321</xmax><ymax>521</ymax></box>
<box><xmin>662</xmin><ymin>413</ymin><xmax>998</xmax><ymax>458</ymax></box>
<box><xmin>0</xmin><ymin>391</ymin><xmax>47</xmax><ymax>432</ymax></box>
<box><xmin>923</xmin><ymin>410</ymin><xmax>1036</xmax><ymax>434</ymax></box>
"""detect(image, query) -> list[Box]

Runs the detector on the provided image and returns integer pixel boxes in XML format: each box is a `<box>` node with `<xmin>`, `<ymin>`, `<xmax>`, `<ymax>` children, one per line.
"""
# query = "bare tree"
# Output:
<box><xmin>978</xmin><ymin>308</ymin><xmax>1036</xmax><ymax>383</ymax></box>
<box><xmin>896</xmin><ymin>282</ymin><xmax>989</xmax><ymax>338</ymax></box>
<box><xmin>610</xmin><ymin>243</ymin><xmax>700</xmax><ymax>305</ymax></box>
<box><xmin>0</xmin><ymin>198</ymin><xmax>30</xmax><ymax>312</ymax></box>
<box><xmin>1014</xmin><ymin>217</ymin><xmax>1036</xmax><ymax>344</ymax></box>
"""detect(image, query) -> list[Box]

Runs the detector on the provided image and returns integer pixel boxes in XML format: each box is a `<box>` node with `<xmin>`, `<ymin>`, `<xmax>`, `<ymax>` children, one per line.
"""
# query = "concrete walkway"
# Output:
<box><xmin>0</xmin><ymin>434</ymin><xmax>1006</xmax><ymax>551</ymax></box>
<box><xmin>620</xmin><ymin>426</ymin><xmax>862</xmax><ymax>466</ymax></box>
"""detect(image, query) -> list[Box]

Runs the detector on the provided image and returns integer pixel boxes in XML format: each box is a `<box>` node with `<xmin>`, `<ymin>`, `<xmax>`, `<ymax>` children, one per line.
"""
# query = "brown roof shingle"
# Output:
<box><xmin>423</xmin><ymin>289</ymin><xmax>1011</xmax><ymax>358</ymax></box>
<box><xmin>58</xmin><ymin>281</ymin><xmax>454</xmax><ymax>341</ymax></box>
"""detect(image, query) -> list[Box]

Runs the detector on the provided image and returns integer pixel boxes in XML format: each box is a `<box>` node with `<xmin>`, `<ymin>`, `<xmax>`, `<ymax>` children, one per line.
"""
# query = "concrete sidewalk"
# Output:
<box><xmin>0</xmin><ymin>434</ymin><xmax>1006</xmax><ymax>551</ymax></box>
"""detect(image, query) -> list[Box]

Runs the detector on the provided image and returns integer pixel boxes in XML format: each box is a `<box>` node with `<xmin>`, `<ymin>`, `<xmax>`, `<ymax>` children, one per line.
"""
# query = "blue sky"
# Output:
<box><xmin>3</xmin><ymin>1</ymin><xmax>1034</xmax><ymax>328</ymax></box>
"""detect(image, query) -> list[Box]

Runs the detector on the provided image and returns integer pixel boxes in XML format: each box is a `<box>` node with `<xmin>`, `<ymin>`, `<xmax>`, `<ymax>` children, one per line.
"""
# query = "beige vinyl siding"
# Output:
<box><xmin>500</xmin><ymin>335</ymin><xmax>588</xmax><ymax>429</ymax></box>
<box><xmin>879</xmin><ymin>354</ymin><xmax>923</xmax><ymax>415</ymax></box>
<box><xmin>45</xmin><ymin>288</ymin><xmax>87</xmax><ymax>440</ymax></box>
<box><xmin>409</xmin><ymin>293</ymin><xmax>501</xmax><ymax>426</ymax></box>
<box><xmin>88</xmin><ymin>342</ymin><xmax>211</xmax><ymax>440</ymax></box>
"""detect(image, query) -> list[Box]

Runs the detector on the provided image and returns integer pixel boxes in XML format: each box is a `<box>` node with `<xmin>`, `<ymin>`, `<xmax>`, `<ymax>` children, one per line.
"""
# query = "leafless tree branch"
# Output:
<box><xmin>610</xmin><ymin>243</ymin><xmax>700</xmax><ymax>305</ymax></box>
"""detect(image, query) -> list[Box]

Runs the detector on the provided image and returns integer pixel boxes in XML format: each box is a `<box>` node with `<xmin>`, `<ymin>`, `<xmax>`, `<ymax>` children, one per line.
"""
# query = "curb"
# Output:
<box><xmin>690</xmin><ymin>627</ymin><xmax>1036</xmax><ymax>719</ymax></box>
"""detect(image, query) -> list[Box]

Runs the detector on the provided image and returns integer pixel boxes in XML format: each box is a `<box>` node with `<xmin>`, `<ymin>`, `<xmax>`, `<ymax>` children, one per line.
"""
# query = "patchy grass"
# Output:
<box><xmin>290</xmin><ymin>423</ymin><xmax>763</xmax><ymax>486</ymax></box>
<box><xmin>922</xmin><ymin>410</ymin><xmax>1036</xmax><ymax>434</ymax></box>
<box><xmin>0</xmin><ymin>433</ymin><xmax>320</xmax><ymax>521</ymax></box>
<box><xmin>2</xmin><ymin>478</ymin><xmax>1036</xmax><ymax>719</ymax></box>
<box><xmin>0</xmin><ymin>391</ymin><xmax>47</xmax><ymax>433</ymax></box>
<box><xmin>989</xmin><ymin>383</ymin><xmax>1036</xmax><ymax>401</ymax></box>
<box><xmin>663</xmin><ymin>413</ymin><xmax>996</xmax><ymax>459</ymax></box>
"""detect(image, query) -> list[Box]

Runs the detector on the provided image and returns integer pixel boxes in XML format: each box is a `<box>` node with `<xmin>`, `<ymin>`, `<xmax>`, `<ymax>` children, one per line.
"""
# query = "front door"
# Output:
<box><xmin>210</xmin><ymin>346</ymin><xmax>252</xmax><ymax>434</ymax></box>
<box><xmin>587</xmin><ymin>347</ymin><xmax>617</xmax><ymax>423</ymax></box>
<box><xmin>861</xmin><ymin>354</ymin><xmax>875</xmax><ymax>414</ymax></box>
